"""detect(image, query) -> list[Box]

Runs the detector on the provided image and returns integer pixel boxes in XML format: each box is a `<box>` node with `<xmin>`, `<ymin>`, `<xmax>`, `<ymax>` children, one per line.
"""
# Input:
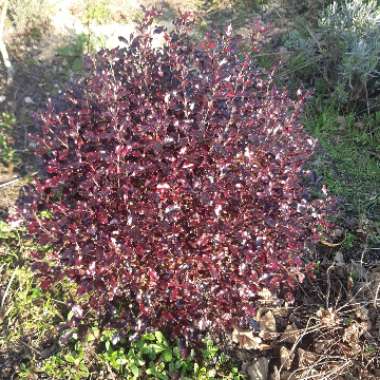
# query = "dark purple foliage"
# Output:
<box><xmin>20</xmin><ymin>10</ymin><xmax>327</xmax><ymax>338</ymax></box>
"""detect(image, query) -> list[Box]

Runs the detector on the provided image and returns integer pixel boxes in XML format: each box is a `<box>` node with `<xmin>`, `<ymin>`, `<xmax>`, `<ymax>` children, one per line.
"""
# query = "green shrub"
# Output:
<box><xmin>277</xmin><ymin>0</ymin><xmax>330</xmax><ymax>23</ymax></box>
<box><xmin>198</xmin><ymin>0</ymin><xmax>267</xmax><ymax>29</ymax></box>
<box><xmin>284</xmin><ymin>0</ymin><xmax>380</xmax><ymax>114</ymax></box>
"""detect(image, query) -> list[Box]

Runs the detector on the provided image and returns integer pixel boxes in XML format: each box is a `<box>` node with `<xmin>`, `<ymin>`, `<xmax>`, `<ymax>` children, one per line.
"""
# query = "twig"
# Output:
<box><xmin>0</xmin><ymin>171</ymin><xmax>38</xmax><ymax>189</ymax></box>
<box><xmin>20</xmin><ymin>340</ymin><xmax>42</xmax><ymax>356</ymax></box>
<box><xmin>103</xmin><ymin>359</ymin><xmax>117</xmax><ymax>380</ymax></box>
<box><xmin>305</xmin><ymin>24</ymin><xmax>323</xmax><ymax>55</ymax></box>
<box><xmin>0</xmin><ymin>0</ymin><xmax>14</xmax><ymax>85</ymax></box>
<box><xmin>326</xmin><ymin>264</ymin><xmax>335</xmax><ymax>309</ymax></box>
<box><xmin>278</xmin><ymin>317</ymin><xmax>314</xmax><ymax>374</ymax></box>
<box><xmin>0</xmin><ymin>266</ymin><xmax>17</xmax><ymax>310</ymax></box>
<box><xmin>0</xmin><ymin>176</ymin><xmax>20</xmax><ymax>189</ymax></box>
<box><xmin>373</xmin><ymin>281</ymin><xmax>380</xmax><ymax>309</ymax></box>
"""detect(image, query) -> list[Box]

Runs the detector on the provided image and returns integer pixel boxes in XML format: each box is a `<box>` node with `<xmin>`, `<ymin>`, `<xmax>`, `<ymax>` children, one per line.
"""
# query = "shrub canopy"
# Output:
<box><xmin>21</xmin><ymin>10</ymin><xmax>326</xmax><ymax>338</ymax></box>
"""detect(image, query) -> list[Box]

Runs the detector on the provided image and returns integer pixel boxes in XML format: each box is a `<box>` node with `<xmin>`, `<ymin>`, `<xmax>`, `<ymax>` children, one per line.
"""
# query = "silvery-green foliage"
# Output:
<box><xmin>285</xmin><ymin>30</ymin><xmax>315</xmax><ymax>52</ymax></box>
<box><xmin>340</xmin><ymin>38</ymin><xmax>380</xmax><ymax>87</ymax></box>
<box><xmin>320</xmin><ymin>0</ymin><xmax>380</xmax><ymax>34</ymax></box>
<box><xmin>321</xmin><ymin>0</ymin><xmax>380</xmax><ymax>101</ymax></box>
<box><xmin>285</xmin><ymin>0</ymin><xmax>380</xmax><ymax>111</ymax></box>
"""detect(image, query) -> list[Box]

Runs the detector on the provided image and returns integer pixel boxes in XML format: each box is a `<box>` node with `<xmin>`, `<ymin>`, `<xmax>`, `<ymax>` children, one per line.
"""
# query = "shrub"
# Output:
<box><xmin>275</xmin><ymin>0</ymin><xmax>332</xmax><ymax>24</ymax></box>
<box><xmin>20</xmin><ymin>9</ymin><xmax>326</xmax><ymax>339</ymax></box>
<box><xmin>283</xmin><ymin>0</ymin><xmax>380</xmax><ymax>113</ymax></box>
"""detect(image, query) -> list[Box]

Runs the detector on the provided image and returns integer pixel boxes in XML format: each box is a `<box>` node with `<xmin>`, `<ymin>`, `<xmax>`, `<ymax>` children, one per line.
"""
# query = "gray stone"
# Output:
<box><xmin>247</xmin><ymin>357</ymin><xmax>269</xmax><ymax>380</ymax></box>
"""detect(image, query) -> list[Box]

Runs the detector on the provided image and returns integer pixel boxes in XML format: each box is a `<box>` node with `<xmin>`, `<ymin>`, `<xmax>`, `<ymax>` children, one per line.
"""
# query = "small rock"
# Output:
<box><xmin>24</xmin><ymin>96</ymin><xmax>34</xmax><ymax>104</ymax></box>
<box><xmin>336</xmin><ymin>115</ymin><xmax>346</xmax><ymax>127</ymax></box>
<box><xmin>258</xmin><ymin>310</ymin><xmax>277</xmax><ymax>332</ymax></box>
<box><xmin>334</xmin><ymin>251</ymin><xmax>345</xmax><ymax>266</ymax></box>
<box><xmin>232</xmin><ymin>328</ymin><xmax>271</xmax><ymax>350</ymax></box>
<box><xmin>247</xmin><ymin>357</ymin><xmax>269</xmax><ymax>380</ymax></box>
<box><xmin>40</xmin><ymin>344</ymin><xmax>58</xmax><ymax>359</ymax></box>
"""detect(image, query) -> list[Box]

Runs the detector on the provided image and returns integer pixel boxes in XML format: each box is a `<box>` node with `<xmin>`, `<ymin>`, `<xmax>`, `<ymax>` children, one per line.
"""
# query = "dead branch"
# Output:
<box><xmin>0</xmin><ymin>0</ymin><xmax>14</xmax><ymax>85</ymax></box>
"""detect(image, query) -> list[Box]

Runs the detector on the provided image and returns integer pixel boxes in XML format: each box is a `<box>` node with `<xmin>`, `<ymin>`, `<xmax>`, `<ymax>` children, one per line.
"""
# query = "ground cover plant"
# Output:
<box><xmin>20</xmin><ymin>9</ymin><xmax>329</xmax><ymax>342</ymax></box>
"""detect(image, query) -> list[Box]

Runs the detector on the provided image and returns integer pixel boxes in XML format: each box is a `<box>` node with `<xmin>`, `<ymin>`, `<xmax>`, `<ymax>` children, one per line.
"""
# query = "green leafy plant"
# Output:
<box><xmin>57</xmin><ymin>33</ymin><xmax>105</xmax><ymax>73</ymax></box>
<box><xmin>98</xmin><ymin>329</ymin><xmax>243</xmax><ymax>380</ymax></box>
<box><xmin>198</xmin><ymin>0</ymin><xmax>266</xmax><ymax>30</ymax></box>
<box><xmin>40</xmin><ymin>340</ymin><xmax>90</xmax><ymax>380</ymax></box>
<box><xmin>19</xmin><ymin>326</ymin><xmax>243</xmax><ymax>379</ymax></box>
<box><xmin>277</xmin><ymin>0</ymin><xmax>336</xmax><ymax>23</ymax></box>
<box><xmin>0</xmin><ymin>219</ymin><xmax>18</xmax><ymax>240</ymax></box>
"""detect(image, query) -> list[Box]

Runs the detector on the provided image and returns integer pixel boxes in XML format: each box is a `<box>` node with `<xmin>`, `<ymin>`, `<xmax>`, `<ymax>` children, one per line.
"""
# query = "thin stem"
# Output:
<box><xmin>0</xmin><ymin>0</ymin><xmax>14</xmax><ymax>85</ymax></box>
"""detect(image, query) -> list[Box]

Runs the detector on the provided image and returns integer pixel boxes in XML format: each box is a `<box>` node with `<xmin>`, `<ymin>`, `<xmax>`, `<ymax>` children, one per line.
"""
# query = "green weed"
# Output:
<box><xmin>38</xmin><ymin>341</ymin><xmax>90</xmax><ymax>380</ymax></box>
<box><xmin>98</xmin><ymin>330</ymin><xmax>240</xmax><ymax>379</ymax></box>
<box><xmin>57</xmin><ymin>33</ymin><xmax>105</xmax><ymax>73</ymax></box>
<box><xmin>82</xmin><ymin>0</ymin><xmax>112</xmax><ymax>25</ymax></box>
<box><xmin>17</xmin><ymin>321</ymin><xmax>244</xmax><ymax>379</ymax></box>
<box><xmin>304</xmin><ymin>105</ymin><xmax>380</xmax><ymax>248</ymax></box>
<box><xmin>34</xmin><ymin>328</ymin><xmax>244</xmax><ymax>380</ymax></box>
